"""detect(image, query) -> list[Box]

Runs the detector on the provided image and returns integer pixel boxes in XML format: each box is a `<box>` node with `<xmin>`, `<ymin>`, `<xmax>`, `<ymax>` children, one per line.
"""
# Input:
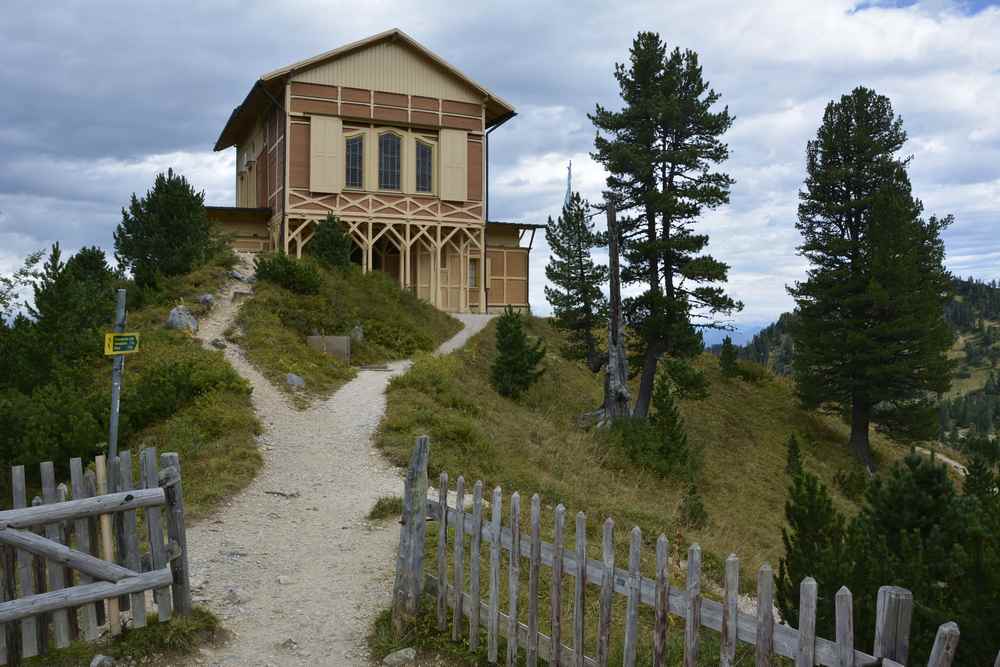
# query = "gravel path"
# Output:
<box><xmin>176</xmin><ymin>258</ymin><xmax>492</xmax><ymax>666</ymax></box>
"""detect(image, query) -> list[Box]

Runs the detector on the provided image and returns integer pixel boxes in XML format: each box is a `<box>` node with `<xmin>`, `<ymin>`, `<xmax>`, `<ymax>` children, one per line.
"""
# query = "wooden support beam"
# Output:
<box><xmin>0</xmin><ymin>528</ymin><xmax>139</xmax><ymax>582</ymax></box>
<box><xmin>0</xmin><ymin>569</ymin><xmax>172</xmax><ymax>625</ymax></box>
<box><xmin>0</xmin><ymin>488</ymin><xmax>165</xmax><ymax>530</ymax></box>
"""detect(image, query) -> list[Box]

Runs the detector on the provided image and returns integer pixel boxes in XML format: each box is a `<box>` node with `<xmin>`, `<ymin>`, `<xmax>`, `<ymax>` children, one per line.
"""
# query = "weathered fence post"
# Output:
<box><xmin>623</xmin><ymin>526</ymin><xmax>642</xmax><ymax>667</ymax></box>
<box><xmin>756</xmin><ymin>563</ymin><xmax>774</xmax><ymax>667</ymax></box>
<box><xmin>796</xmin><ymin>577</ymin><xmax>817</xmax><ymax>667</ymax></box>
<box><xmin>10</xmin><ymin>467</ymin><xmax>37</xmax><ymax>657</ymax></box>
<box><xmin>436</xmin><ymin>471</ymin><xmax>448</xmax><ymax>632</ymax></box>
<box><xmin>487</xmin><ymin>486</ymin><xmax>502</xmax><ymax>663</ymax></box>
<box><xmin>452</xmin><ymin>476</ymin><xmax>466</xmax><ymax>642</ymax></box>
<box><xmin>391</xmin><ymin>435</ymin><xmax>430</xmax><ymax>635</ymax></box>
<box><xmin>835</xmin><ymin>586</ymin><xmax>854</xmax><ymax>667</ymax></box>
<box><xmin>873</xmin><ymin>585</ymin><xmax>913</xmax><ymax>665</ymax></box>
<box><xmin>926</xmin><ymin>622</ymin><xmax>959</xmax><ymax>667</ymax></box>
<box><xmin>550</xmin><ymin>504</ymin><xmax>564</xmax><ymax>667</ymax></box>
<box><xmin>597</xmin><ymin>518</ymin><xmax>614</xmax><ymax>667</ymax></box>
<box><xmin>573</xmin><ymin>511</ymin><xmax>586</xmax><ymax>667</ymax></box>
<box><xmin>140</xmin><ymin>448</ymin><xmax>171</xmax><ymax>622</ymax></box>
<box><xmin>685</xmin><ymin>544</ymin><xmax>702</xmax><ymax>667</ymax></box>
<box><xmin>2</xmin><ymin>543</ymin><xmax>21</xmax><ymax>667</ymax></box>
<box><xmin>160</xmin><ymin>452</ymin><xmax>192</xmax><ymax>616</ymax></box>
<box><xmin>721</xmin><ymin>554</ymin><xmax>739</xmax><ymax>667</ymax></box>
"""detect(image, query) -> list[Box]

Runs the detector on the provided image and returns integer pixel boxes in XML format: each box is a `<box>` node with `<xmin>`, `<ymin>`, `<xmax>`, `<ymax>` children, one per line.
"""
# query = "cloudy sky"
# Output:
<box><xmin>2</xmin><ymin>0</ymin><xmax>998</xmax><ymax>340</ymax></box>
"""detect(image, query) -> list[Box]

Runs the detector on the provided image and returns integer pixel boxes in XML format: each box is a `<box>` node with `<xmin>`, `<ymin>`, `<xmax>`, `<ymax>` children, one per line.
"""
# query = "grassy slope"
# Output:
<box><xmin>102</xmin><ymin>256</ymin><xmax>262</xmax><ymax>519</ymax></box>
<box><xmin>377</xmin><ymin>316</ymin><xmax>892</xmax><ymax>571</ymax></box>
<box><xmin>234</xmin><ymin>264</ymin><xmax>461</xmax><ymax>404</ymax></box>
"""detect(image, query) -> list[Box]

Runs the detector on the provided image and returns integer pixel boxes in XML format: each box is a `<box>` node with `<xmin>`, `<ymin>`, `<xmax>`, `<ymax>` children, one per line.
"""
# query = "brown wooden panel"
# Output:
<box><xmin>290</xmin><ymin>82</ymin><xmax>338</xmax><ymax>99</ymax></box>
<box><xmin>374</xmin><ymin>90</ymin><xmax>408</xmax><ymax>107</ymax></box>
<box><xmin>290</xmin><ymin>98</ymin><xmax>338</xmax><ymax>115</ymax></box>
<box><xmin>341</xmin><ymin>87</ymin><xmax>371</xmax><ymax>103</ymax></box>
<box><xmin>468</xmin><ymin>139</ymin><xmax>483</xmax><ymax>202</ymax></box>
<box><xmin>411</xmin><ymin>95</ymin><xmax>439</xmax><ymax>111</ymax></box>
<box><xmin>289</xmin><ymin>123</ymin><xmax>309</xmax><ymax>189</ymax></box>
<box><xmin>341</xmin><ymin>102</ymin><xmax>371</xmax><ymax>119</ymax></box>
<box><xmin>442</xmin><ymin>114</ymin><xmax>481</xmax><ymax>131</ymax></box>
<box><xmin>488</xmin><ymin>279</ymin><xmax>505</xmax><ymax>305</ymax></box>
<box><xmin>443</xmin><ymin>99</ymin><xmax>482</xmax><ymax>116</ymax></box>
<box><xmin>374</xmin><ymin>106</ymin><xmax>408</xmax><ymax>123</ymax></box>
<box><xmin>255</xmin><ymin>148</ymin><xmax>267</xmax><ymax>208</ymax></box>
<box><xmin>506</xmin><ymin>250</ymin><xmax>528</xmax><ymax>277</ymax></box>
<box><xmin>410</xmin><ymin>110</ymin><xmax>440</xmax><ymax>127</ymax></box>
<box><xmin>507</xmin><ymin>279</ymin><xmax>528</xmax><ymax>304</ymax></box>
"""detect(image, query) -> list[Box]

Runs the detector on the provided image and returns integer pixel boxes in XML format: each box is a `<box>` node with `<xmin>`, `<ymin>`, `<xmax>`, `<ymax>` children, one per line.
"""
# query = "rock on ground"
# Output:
<box><xmin>382</xmin><ymin>647</ymin><xmax>417</xmax><ymax>666</ymax></box>
<box><xmin>166</xmin><ymin>305</ymin><xmax>198</xmax><ymax>333</ymax></box>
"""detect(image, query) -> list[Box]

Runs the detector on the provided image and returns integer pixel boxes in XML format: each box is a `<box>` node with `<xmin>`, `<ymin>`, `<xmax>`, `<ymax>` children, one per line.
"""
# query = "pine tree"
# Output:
<box><xmin>964</xmin><ymin>457</ymin><xmax>996</xmax><ymax>501</ymax></box>
<box><xmin>590</xmin><ymin>32</ymin><xmax>741</xmax><ymax>417</ymax></box>
<box><xmin>309</xmin><ymin>214</ymin><xmax>353</xmax><ymax>269</ymax></box>
<box><xmin>719</xmin><ymin>335</ymin><xmax>738</xmax><ymax>377</ymax></box>
<box><xmin>788</xmin><ymin>88</ymin><xmax>954</xmax><ymax>471</ymax></box>
<box><xmin>545</xmin><ymin>192</ymin><xmax>608</xmax><ymax>371</ymax></box>
<box><xmin>786</xmin><ymin>433</ymin><xmax>803</xmax><ymax>476</ymax></box>
<box><xmin>651</xmin><ymin>370</ymin><xmax>689</xmax><ymax>466</ymax></box>
<box><xmin>115</xmin><ymin>169</ymin><xmax>217</xmax><ymax>287</ymax></box>
<box><xmin>490</xmin><ymin>306</ymin><xmax>545</xmax><ymax>399</ymax></box>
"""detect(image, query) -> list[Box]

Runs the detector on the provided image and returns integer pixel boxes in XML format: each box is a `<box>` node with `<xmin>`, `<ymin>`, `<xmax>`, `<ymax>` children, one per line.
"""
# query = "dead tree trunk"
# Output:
<box><xmin>604</xmin><ymin>199</ymin><xmax>630</xmax><ymax>420</ymax></box>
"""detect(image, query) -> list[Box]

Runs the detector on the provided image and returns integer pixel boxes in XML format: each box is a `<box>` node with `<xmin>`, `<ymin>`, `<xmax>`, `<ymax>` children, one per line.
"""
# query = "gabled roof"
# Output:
<box><xmin>214</xmin><ymin>28</ymin><xmax>516</xmax><ymax>151</ymax></box>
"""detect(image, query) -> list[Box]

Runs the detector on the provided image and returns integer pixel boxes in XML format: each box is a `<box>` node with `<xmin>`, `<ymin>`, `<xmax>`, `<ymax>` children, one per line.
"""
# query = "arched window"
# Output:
<box><xmin>416</xmin><ymin>141</ymin><xmax>433</xmax><ymax>193</ymax></box>
<box><xmin>378</xmin><ymin>132</ymin><xmax>401</xmax><ymax>190</ymax></box>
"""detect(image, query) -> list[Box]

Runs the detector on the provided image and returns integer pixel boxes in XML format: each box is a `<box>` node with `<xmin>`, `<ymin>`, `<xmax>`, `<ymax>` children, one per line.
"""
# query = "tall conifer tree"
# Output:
<box><xmin>591</xmin><ymin>32</ymin><xmax>741</xmax><ymax>416</ymax></box>
<box><xmin>545</xmin><ymin>192</ymin><xmax>608</xmax><ymax>370</ymax></box>
<box><xmin>789</xmin><ymin>87</ymin><xmax>953</xmax><ymax>470</ymax></box>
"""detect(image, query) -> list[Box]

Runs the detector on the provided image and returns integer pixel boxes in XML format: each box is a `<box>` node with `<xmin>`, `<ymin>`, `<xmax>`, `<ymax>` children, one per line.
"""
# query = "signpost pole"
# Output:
<box><xmin>107</xmin><ymin>288</ymin><xmax>126</xmax><ymax>494</ymax></box>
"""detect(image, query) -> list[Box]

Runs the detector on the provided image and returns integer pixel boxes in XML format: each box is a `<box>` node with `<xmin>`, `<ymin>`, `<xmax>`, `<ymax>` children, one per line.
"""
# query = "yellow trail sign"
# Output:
<box><xmin>104</xmin><ymin>332</ymin><xmax>140</xmax><ymax>356</ymax></box>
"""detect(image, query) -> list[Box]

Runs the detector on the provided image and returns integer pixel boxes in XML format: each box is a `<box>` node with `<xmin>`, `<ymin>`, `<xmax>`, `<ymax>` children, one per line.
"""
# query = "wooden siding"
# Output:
<box><xmin>292</xmin><ymin>39</ymin><xmax>481</xmax><ymax>103</ymax></box>
<box><xmin>487</xmin><ymin>247</ymin><xmax>529</xmax><ymax>307</ymax></box>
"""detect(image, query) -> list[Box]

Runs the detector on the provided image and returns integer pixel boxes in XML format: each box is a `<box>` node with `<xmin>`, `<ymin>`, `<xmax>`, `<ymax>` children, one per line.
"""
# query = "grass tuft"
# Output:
<box><xmin>368</xmin><ymin>495</ymin><xmax>404</xmax><ymax>520</ymax></box>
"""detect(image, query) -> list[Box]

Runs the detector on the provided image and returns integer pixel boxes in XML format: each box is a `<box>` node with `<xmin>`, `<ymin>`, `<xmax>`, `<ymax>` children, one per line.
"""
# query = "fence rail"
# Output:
<box><xmin>0</xmin><ymin>448</ymin><xmax>192</xmax><ymax>665</ymax></box>
<box><xmin>391</xmin><ymin>436</ymin><xmax>987</xmax><ymax>667</ymax></box>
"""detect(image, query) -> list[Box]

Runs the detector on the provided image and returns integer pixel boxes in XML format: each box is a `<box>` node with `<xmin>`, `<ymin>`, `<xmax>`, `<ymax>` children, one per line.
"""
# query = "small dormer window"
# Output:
<box><xmin>378</xmin><ymin>132</ymin><xmax>401</xmax><ymax>190</ymax></box>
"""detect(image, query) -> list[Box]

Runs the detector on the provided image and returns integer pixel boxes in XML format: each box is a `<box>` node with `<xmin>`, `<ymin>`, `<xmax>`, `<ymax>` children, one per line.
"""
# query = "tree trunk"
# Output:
<box><xmin>631</xmin><ymin>345</ymin><xmax>661</xmax><ymax>418</ymax></box>
<box><xmin>604</xmin><ymin>200</ymin><xmax>630</xmax><ymax>419</ymax></box>
<box><xmin>849</xmin><ymin>398</ymin><xmax>875</xmax><ymax>473</ymax></box>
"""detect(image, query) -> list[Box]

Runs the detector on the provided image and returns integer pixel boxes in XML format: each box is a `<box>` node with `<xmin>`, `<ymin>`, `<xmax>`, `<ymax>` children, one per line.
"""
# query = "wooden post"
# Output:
<box><xmin>685</xmin><ymin>544</ymin><xmax>702</xmax><ymax>667</ymax></box>
<box><xmin>392</xmin><ymin>436</ymin><xmax>431</xmax><ymax>634</ymax></box>
<box><xmin>550</xmin><ymin>505</ymin><xmax>565</xmax><ymax>667</ymax></box>
<box><xmin>469</xmin><ymin>481</ymin><xmax>483</xmax><ymax>651</ymax></box>
<box><xmin>10</xmin><ymin>467</ymin><xmax>37</xmax><ymax>657</ymax></box>
<box><xmin>118</xmin><ymin>451</ymin><xmax>146</xmax><ymax>628</ymax></box>
<box><xmin>452</xmin><ymin>476</ymin><xmax>466</xmax><ymax>642</ymax></box>
<box><xmin>487</xmin><ymin>487</ymin><xmax>501</xmax><ymax>663</ymax></box>
<box><xmin>756</xmin><ymin>563</ymin><xmax>774</xmax><ymax>667</ymax></box>
<box><xmin>573</xmin><ymin>512</ymin><xmax>586</xmax><ymax>667</ymax></box>
<box><xmin>40</xmin><ymin>462</ymin><xmax>71</xmax><ymax>647</ymax></box>
<box><xmin>55</xmin><ymin>483</ymin><xmax>80</xmax><ymax>640</ymax></box>
<box><xmin>926</xmin><ymin>622</ymin><xmax>959</xmax><ymax>667</ymax></box>
<box><xmin>2</xmin><ymin>543</ymin><xmax>21</xmax><ymax>667</ymax></box>
<box><xmin>140</xmin><ymin>449</ymin><xmax>170</xmax><ymax>622</ymax></box>
<box><xmin>796</xmin><ymin>577</ymin><xmax>817</xmax><ymax>667</ymax></box>
<box><xmin>835</xmin><ymin>586</ymin><xmax>854</xmax><ymax>667</ymax></box>
<box><xmin>69</xmin><ymin>459</ymin><xmax>98</xmax><ymax>641</ymax></box>
<box><xmin>94</xmin><ymin>455</ymin><xmax>121</xmax><ymax>635</ymax></box>
<box><xmin>653</xmin><ymin>535</ymin><xmax>669</xmax><ymax>667</ymax></box>
<box><xmin>507</xmin><ymin>492</ymin><xmax>521</xmax><ymax>667</ymax></box>
<box><xmin>721</xmin><ymin>554</ymin><xmax>739</xmax><ymax>667</ymax></box>
<box><xmin>597</xmin><ymin>518</ymin><xmax>614</xmax><ymax>667</ymax></box>
<box><xmin>604</xmin><ymin>198</ymin><xmax>630</xmax><ymax>418</ymax></box>
<box><xmin>874</xmin><ymin>586</ymin><xmax>913</xmax><ymax>665</ymax></box>
<box><xmin>436</xmin><ymin>472</ymin><xmax>448</xmax><ymax>631</ymax></box>
<box><xmin>623</xmin><ymin>527</ymin><xmax>641</xmax><ymax>667</ymax></box>
<box><xmin>527</xmin><ymin>495</ymin><xmax>541</xmax><ymax>666</ymax></box>
<box><xmin>29</xmin><ymin>497</ymin><xmax>47</xmax><ymax>656</ymax></box>
<box><xmin>160</xmin><ymin>452</ymin><xmax>192</xmax><ymax>616</ymax></box>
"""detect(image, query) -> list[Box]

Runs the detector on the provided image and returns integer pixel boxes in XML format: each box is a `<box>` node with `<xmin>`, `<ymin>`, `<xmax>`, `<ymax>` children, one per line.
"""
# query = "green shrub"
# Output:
<box><xmin>114</xmin><ymin>169</ymin><xmax>221</xmax><ymax>287</ymax></box>
<box><xmin>786</xmin><ymin>433</ymin><xmax>803</xmax><ymax>476</ymax></box>
<box><xmin>309</xmin><ymin>214</ymin><xmax>353</xmax><ymax>269</ymax></box>
<box><xmin>490</xmin><ymin>306</ymin><xmax>545</xmax><ymax>398</ymax></box>
<box><xmin>679</xmin><ymin>482</ymin><xmax>708</xmax><ymax>528</ymax></box>
<box><xmin>254</xmin><ymin>253</ymin><xmax>322</xmax><ymax>295</ymax></box>
<box><xmin>833</xmin><ymin>467</ymin><xmax>867</xmax><ymax>500</ymax></box>
<box><xmin>735</xmin><ymin>360</ymin><xmax>769</xmax><ymax>384</ymax></box>
<box><xmin>719</xmin><ymin>335</ymin><xmax>739</xmax><ymax>377</ymax></box>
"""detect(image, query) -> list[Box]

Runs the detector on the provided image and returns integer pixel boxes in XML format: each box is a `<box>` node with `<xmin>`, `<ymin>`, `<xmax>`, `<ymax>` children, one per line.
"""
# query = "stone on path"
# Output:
<box><xmin>199</xmin><ymin>293</ymin><xmax>214</xmax><ymax>307</ymax></box>
<box><xmin>286</xmin><ymin>373</ymin><xmax>305</xmax><ymax>389</ymax></box>
<box><xmin>383</xmin><ymin>647</ymin><xmax>417</xmax><ymax>666</ymax></box>
<box><xmin>166</xmin><ymin>305</ymin><xmax>198</xmax><ymax>333</ymax></box>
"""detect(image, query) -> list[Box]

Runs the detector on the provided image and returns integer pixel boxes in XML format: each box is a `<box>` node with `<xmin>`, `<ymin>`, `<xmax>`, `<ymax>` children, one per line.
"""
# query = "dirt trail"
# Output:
<box><xmin>177</xmin><ymin>257</ymin><xmax>492</xmax><ymax>666</ymax></box>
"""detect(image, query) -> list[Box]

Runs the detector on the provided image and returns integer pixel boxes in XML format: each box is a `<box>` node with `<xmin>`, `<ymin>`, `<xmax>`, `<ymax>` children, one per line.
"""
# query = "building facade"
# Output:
<box><xmin>210</xmin><ymin>28</ymin><xmax>540</xmax><ymax>313</ymax></box>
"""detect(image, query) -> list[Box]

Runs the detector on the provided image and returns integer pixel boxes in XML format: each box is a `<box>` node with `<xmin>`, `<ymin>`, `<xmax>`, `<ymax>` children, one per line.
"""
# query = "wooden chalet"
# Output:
<box><xmin>209</xmin><ymin>28</ymin><xmax>541</xmax><ymax>313</ymax></box>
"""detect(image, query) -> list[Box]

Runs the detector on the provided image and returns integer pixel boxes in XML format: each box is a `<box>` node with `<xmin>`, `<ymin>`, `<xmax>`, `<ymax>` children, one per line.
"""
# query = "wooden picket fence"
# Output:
<box><xmin>392</xmin><ymin>437</ymin><xmax>979</xmax><ymax>667</ymax></box>
<box><xmin>0</xmin><ymin>448</ymin><xmax>192</xmax><ymax>665</ymax></box>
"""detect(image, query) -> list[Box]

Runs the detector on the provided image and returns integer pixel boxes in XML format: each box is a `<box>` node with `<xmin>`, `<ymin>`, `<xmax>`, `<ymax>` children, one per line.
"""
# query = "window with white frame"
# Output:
<box><xmin>378</xmin><ymin>132</ymin><xmax>401</xmax><ymax>190</ymax></box>
<box><xmin>416</xmin><ymin>141</ymin><xmax>433</xmax><ymax>193</ymax></box>
<box><xmin>345</xmin><ymin>135</ymin><xmax>363</xmax><ymax>188</ymax></box>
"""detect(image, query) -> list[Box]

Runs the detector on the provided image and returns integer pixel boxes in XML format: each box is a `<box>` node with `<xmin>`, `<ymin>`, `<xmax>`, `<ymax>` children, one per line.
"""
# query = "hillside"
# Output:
<box><xmin>230</xmin><ymin>259</ymin><xmax>462</xmax><ymax>404</ymax></box>
<box><xmin>376</xmin><ymin>316</ymin><xmax>889</xmax><ymax>573</ymax></box>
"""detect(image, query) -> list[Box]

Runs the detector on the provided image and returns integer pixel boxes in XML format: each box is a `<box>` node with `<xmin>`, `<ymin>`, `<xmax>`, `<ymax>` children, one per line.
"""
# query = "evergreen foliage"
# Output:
<box><xmin>788</xmin><ymin>87</ymin><xmax>954</xmax><ymax>470</ymax></box>
<box><xmin>778</xmin><ymin>454</ymin><xmax>1000</xmax><ymax>665</ymax></box>
<box><xmin>254</xmin><ymin>253</ymin><xmax>322</xmax><ymax>295</ymax></box>
<box><xmin>678</xmin><ymin>481</ymin><xmax>708</xmax><ymax>528</ymax></box>
<box><xmin>963</xmin><ymin>457</ymin><xmax>997</xmax><ymax>501</ymax></box>
<box><xmin>114</xmin><ymin>169</ymin><xmax>219</xmax><ymax>287</ymax></box>
<box><xmin>785</xmin><ymin>433</ymin><xmax>803</xmax><ymax>476</ymax></box>
<box><xmin>650</xmin><ymin>370</ymin><xmax>690</xmax><ymax>468</ymax></box>
<box><xmin>308</xmin><ymin>214</ymin><xmax>354</xmax><ymax>269</ymax></box>
<box><xmin>544</xmin><ymin>192</ymin><xmax>608</xmax><ymax>370</ymax></box>
<box><xmin>719</xmin><ymin>335</ymin><xmax>738</xmax><ymax>377</ymax></box>
<box><xmin>490</xmin><ymin>306</ymin><xmax>545</xmax><ymax>398</ymax></box>
<box><xmin>590</xmin><ymin>31</ymin><xmax>741</xmax><ymax>417</ymax></box>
